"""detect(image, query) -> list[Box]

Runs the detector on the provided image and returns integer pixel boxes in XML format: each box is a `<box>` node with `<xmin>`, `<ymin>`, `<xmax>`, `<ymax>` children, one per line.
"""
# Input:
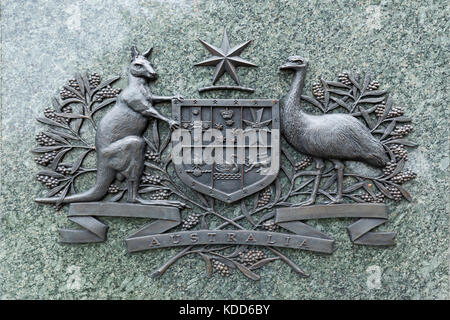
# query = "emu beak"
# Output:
<box><xmin>280</xmin><ymin>62</ymin><xmax>307</xmax><ymax>70</ymax></box>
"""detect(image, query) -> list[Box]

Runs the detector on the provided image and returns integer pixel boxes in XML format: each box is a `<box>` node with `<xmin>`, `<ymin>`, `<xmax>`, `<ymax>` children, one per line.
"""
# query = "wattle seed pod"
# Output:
<box><xmin>56</xmin><ymin>164</ymin><xmax>72</xmax><ymax>175</ymax></box>
<box><xmin>108</xmin><ymin>184</ymin><xmax>119</xmax><ymax>194</ymax></box>
<box><xmin>338</xmin><ymin>72</ymin><xmax>352</xmax><ymax>86</ymax></box>
<box><xmin>387</xmin><ymin>106</ymin><xmax>404</xmax><ymax>118</ymax></box>
<box><xmin>36</xmin><ymin>174</ymin><xmax>59</xmax><ymax>188</ymax></box>
<box><xmin>257</xmin><ymin>188</ymin><xmax>271</xmax><ymax>208</ymax></box>
<box><xmin>391</xmin><ymin>170</ymin><xmax>417</xmax><ymax>184</ymax></box>
<box><xmin>96</xmin><ymin>85</ymin><xmax>121</xmax><ymax>102</ymax></box>
<box><xmin>312</xmin><ymin>82</ymin><xmax>325</xmax><ymax>100</ymax></box>
<box><xmin>375</xmin><ymin>103</ymin><xmax>386</xmax><ymax>117</ymax></box>
<box><xmin>382</xmin><ymin>160</ymin><xmax>397</xmax><ymax>176</ymax></box>
<box><xmin>295</xmin><ymin>156</ymin><xmax>313</xmax><ymax>171</ymax></box>
<box><xmin>359</xmin><ymin>192</ymin><xmax>384</xmax><ymax>203</ymax></box>
<box><xmin>141</xmin><ymin>174</ymin><xmax>161</xmax><ymax>184</ymax></box>
<box><xmin>145</xmin><ymin>150</ymin><xmax>160</xmax><ymax>162</ymax></box>
<box><xmin>149</xmin><ymin>189</ymin><xmax>170</xmax><ymax>200</ymax></box>
<box><xmin>262</xmin><ymin>219</ymin><xmax>278</xmax><ymax>231</ymax></box>
<box><xmin>213</xmin><ymin>260</ymin><xmax>230</xmax><ymax>276</ymax></box>
<box><xmin>68</xmin><ymin>79</ymin><xmax>80</xmax><ymax>90</ymax></box>
<box><xmin>390</xmin><ymin>144</ymin><xmax>408</xmax><ymax>161</ymax></box>
<box><xmin>181</xmin><ymin>213</ymin><xmax>201</xmax><ymax>230</ymax></box>
<box><xmin>61</xmin><ymin>105</ymin><xmax>72</xmax><ymax>113</ymax></box>
<box><xmin>36</xmin><ymin>132</ymin><xmax>56</xmax><ymax>146</ymax></box>
<box><xmin>88</xmin><ymin>73</ymin><xmax>101</xmax><ymax>89</ymax></box>
<box><xmin>34</xmin><ymin>150</ymin><xmax>58</xmax><ymax>166</ymax></box>
<box><xmin>238</xmin><ymin>249</ymin><xmax>266</xmax><ymax>266</ymax></box>
<box><xmin>390</xmin><ymin>125</ymin><xmax>413</xmax><ymax>138</ymax></box>
<box><xmin>44</xmin><ymin>107</ymin><xmax>69</xmax><ymax>124</ymax></box>
<box><xmin>386</xmin><ymin>185</ymin><xmax>402</xmax><ymax>201</ymax></box>
<box><xmin>367</xmin><ymin>80</ymin><xmax>379</xmax><ymax>91</ymax></box>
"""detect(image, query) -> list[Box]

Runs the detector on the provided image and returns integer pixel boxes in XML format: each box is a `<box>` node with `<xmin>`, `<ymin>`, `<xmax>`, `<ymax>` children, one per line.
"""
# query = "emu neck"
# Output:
<box><xmin>286</xmin><ymin>68</ymin><xmax>306</xmax><ymax>109</ymax></box>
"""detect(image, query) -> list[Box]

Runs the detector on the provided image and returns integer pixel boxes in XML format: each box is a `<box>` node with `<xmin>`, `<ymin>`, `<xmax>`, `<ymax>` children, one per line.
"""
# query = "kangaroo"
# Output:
<box><xmin>36</xmin><ymin>46</ymin><xmax>184</xmax><ymax>207</ymax></box>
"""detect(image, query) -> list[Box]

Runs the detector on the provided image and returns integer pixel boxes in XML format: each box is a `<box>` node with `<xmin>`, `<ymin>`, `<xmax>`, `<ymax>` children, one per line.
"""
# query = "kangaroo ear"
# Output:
<box><xmin>143</xmin><ymin>47</ymin><xmax>153</xmax><ymax>59</ymax></box>
<box><xmin>131</xmin><ymin>46</ymin><xmax>140</xmax><ymax>60</ymax></box>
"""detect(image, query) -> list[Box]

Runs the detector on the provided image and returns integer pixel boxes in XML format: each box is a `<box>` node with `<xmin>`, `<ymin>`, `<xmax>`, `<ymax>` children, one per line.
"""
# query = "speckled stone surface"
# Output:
<box><xmin>1</xmin><ymin>0</ymin><xmax>448</xmax><ymax>299</ymax></box>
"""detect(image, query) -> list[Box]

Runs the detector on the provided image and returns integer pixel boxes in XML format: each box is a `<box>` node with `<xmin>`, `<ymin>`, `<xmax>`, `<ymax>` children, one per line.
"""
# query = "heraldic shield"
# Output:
<box><xmin>172</xmin><ymin>99</ymin><xmax>280</xmax><ymax>203</ymax></box>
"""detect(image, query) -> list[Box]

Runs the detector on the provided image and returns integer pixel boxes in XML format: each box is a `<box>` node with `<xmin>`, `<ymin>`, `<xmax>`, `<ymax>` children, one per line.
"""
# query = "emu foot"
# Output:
<box><xmin>327</xmin><ymin>196</ymin><xmax>344</xmax><ymax>204</ymax></box>
<box><xmin>292</xmin><ymin>198</ymin><xmax>315</xmax><ymax>207</ymax></box>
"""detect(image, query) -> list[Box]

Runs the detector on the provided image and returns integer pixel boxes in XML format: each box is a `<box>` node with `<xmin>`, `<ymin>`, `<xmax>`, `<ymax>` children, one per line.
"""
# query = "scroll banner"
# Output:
<box><xmin>59</xmin><ymin>202</ymin><xmax>180</xmax><ymax>244</ymax></box>
<box><xmin>59</xmin><ymin>202</ymin><xmax>394</xmax><ymax>252</ymax></box>
<box><xmin>275</xmin><ymin>203</ymin><xmax>396</xmax><ymax>246</ymax></box>
<box><xmin>125</xmin><ymin>229</ymin><xmax>334</xmax><ymax>254</ymax></box>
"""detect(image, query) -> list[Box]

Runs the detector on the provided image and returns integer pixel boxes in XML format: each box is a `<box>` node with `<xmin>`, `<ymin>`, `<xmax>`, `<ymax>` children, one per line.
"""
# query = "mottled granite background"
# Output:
<box><xmin>1</xmin><ymin>0</ymin><xmax>448</xmax><ymax>299</ymax></box>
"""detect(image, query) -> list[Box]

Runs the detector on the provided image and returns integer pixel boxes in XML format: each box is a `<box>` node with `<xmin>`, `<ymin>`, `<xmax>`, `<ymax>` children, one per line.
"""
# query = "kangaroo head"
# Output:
<box><xmin>129</xmin><ymin>46</ymin><xmax>157</xmax><ymax>80</ymax></box>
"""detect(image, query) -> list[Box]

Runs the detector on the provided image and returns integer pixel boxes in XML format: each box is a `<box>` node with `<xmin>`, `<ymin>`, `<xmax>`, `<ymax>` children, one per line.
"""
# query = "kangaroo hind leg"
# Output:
<box><xmin>102</xmin><ymin>135</ymin><xmax>145</xmax><ymax>203</ymax></box>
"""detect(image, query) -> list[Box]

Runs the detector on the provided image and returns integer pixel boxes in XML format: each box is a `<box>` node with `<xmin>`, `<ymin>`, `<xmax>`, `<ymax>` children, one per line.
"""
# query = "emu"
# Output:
<box><xmin>280</xmin><ymin>56</ymin><xmax>388</xmax><ymax>205</ymax></box>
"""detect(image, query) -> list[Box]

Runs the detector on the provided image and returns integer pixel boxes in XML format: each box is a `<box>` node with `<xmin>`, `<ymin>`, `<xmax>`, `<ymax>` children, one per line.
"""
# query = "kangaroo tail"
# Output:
<box><xmin>35</xmin><ymin>166</ymin><xmax>115</xmax><ymax>204</ymax></box>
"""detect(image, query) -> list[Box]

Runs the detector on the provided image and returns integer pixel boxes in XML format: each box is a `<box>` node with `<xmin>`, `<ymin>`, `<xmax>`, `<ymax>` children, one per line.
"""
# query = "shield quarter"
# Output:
<box><xmin>172</xmin><ymin>99</ymin><xmax>280</xmax><ymax>203</ymax></box>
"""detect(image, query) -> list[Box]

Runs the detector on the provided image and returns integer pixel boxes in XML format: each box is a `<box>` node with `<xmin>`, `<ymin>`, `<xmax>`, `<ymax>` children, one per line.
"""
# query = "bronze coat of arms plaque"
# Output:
<box><xmin>32</xmin><ymin>31</ymin><xmax>418</xmax><ymax>280</ymax></box>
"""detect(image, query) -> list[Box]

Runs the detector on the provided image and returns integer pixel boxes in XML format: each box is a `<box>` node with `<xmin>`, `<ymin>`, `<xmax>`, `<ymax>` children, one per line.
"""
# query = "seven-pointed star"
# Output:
<box><xmin>195</xmin><ymin>30</ymin><xmax>257</xmax><ymax>85</ymax></box>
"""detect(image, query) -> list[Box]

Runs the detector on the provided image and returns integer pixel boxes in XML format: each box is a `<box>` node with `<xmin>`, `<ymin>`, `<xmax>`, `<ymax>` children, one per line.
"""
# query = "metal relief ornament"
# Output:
<box><xmin>33</xmin><ymin>32</ymin><xmax>418</xmax><ymax>280</ymax></box>
<box><xmin>195</xmin><ymin>29</ymin><xmax>257</xmax><ymax>93</ymax></box>
<box><xmin>171</xmin><ymin>98</ymin><xmax>279</xmax><ymax>203</ymax></box>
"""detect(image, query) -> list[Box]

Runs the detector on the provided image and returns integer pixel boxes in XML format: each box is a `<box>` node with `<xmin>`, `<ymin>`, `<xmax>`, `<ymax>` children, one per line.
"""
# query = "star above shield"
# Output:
<box><xmin>195</xmin><ymin>30</ymin><xmax>257</xmax><ymax>86</ymax></box>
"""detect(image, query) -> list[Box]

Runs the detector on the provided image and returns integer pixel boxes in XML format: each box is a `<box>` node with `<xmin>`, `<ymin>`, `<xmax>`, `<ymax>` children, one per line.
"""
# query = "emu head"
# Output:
<box><xmin>130</xmin><ymin>46</ymin><xmax>157</xmax><ymax>80</ymax></box>
<box><xmin>280</xmin><ymin>56</ymin><xmax>308</xmax><ymax>70</ymax></box>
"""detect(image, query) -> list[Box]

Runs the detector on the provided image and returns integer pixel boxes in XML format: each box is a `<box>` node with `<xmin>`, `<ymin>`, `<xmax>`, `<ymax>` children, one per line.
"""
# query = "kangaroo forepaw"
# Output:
<box><xmin>168</xmin><ymin>119</ymin><xmax>180</xmax><ymax>130</ymax></box>
<box><xmin>171</xmin><ymin>94</ymin><xmax>184</xmax><ymax>102</ymax></box>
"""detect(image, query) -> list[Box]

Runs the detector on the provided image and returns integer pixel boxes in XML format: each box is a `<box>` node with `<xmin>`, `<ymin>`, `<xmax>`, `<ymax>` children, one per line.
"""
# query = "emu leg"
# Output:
<box><xmin>331</xmin><ymin>159</ymin><xmax>345</xmax><ymax>203</ymax></box>
<box><xmin>297</xmin><ymin>158</ymin><xmax>324</xmax><ymax>206</ymax></box>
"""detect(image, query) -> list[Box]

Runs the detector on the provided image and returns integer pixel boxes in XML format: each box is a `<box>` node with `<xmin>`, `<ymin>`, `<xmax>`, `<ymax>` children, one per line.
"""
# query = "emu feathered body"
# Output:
<box><xmin>280</xmin><ymin>59</ymin><xmax>388</xmax><ymax>168</ymax></box>
<box><xmin>282</xmin><ymin>112</ymin><xmax>388</xmax><ymax>167</ymax></box>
